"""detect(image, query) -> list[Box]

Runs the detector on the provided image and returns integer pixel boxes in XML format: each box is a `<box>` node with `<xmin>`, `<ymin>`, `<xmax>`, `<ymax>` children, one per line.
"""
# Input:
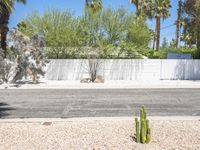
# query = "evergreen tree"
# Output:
<box><xmin>161</xmin><ymin>37</ymin><xmax>168</xmax><ymax>48</ymax></box>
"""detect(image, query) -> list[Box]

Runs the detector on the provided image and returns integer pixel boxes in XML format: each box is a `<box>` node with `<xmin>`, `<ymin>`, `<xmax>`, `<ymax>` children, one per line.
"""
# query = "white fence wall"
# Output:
<box><xmin>46</xmin><ymin>59</ymin><xmax>200</xmax><ymax>80</ymax></box>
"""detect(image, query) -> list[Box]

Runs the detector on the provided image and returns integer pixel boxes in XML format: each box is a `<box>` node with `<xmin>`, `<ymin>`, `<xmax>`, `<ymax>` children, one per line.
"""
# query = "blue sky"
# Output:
<box><xmin>10</xmin><ymin>0</ymin><xmax>178</xmax><ymax>43</ymax></box>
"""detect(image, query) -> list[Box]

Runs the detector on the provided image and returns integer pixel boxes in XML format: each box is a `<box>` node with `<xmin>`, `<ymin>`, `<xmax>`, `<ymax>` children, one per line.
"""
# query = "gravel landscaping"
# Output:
<box><xmin>0</xmin><ymin>118</ymin><xmax>199</xmax><ymax>150</ymax></box>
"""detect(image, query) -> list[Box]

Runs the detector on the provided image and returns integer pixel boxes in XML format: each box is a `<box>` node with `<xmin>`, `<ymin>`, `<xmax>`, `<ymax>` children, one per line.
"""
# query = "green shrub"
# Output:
<box><xmin>17</xmin><ymin>8</ymin><xmax>152</xmax><ymax>59</ymax></box>
<box><xmin>145</xmin><ymin>48</ymin><xmax>198</xmax><ymax>59</ymax></box>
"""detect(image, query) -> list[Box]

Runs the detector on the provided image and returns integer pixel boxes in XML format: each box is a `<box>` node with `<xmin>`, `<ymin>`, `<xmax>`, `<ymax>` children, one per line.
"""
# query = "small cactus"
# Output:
<box><xmin>146</xmin><ymin>128</ymin><xmax>151</xmax><ymax>143</ymax></box>
<box><xmin>135</xmin><ymin>118</ymin><xmax>140</xmax><ymax>143</ymax></box>
<box><xmin>135</xmin><ymin>105</ymin><xmax>151</xmax><ymax>144</ymax></box>
<box><xmin>141</xmin><ymin>119</ymin><xmax>146</xmax><ymax>143</ymax></box>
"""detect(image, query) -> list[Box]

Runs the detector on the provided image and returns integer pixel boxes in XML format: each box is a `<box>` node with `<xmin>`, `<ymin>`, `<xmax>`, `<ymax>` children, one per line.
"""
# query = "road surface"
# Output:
<box><xmin>0</xmin><ymin>89</ymin><xmax>199</xmax><ymax>118</ymax></box>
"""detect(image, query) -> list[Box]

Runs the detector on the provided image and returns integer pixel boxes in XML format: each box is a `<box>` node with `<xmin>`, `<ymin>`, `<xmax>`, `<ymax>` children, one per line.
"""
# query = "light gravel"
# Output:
<box><xmin>0</xmin><ymin>119</ymin><xmax>200</xmax><ymax>150</ymax></box>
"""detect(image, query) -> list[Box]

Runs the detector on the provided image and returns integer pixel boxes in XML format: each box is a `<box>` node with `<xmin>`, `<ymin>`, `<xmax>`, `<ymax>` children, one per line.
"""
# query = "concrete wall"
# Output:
<box><xmin>46</xmin><ymin>59</ymin><xmax>200</xmax><ymax>80</ymax></box>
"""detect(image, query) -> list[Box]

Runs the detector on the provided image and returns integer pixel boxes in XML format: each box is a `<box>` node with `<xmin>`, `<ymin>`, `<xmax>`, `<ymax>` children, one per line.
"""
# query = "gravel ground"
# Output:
<box><xmin>0</xmin><ymin>119</ymin><xmax>200</xmax><ymax>150</ymax></box>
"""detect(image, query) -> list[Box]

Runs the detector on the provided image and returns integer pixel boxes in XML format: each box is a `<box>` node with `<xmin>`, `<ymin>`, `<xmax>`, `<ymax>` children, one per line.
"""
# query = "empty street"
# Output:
<box><xmin>0</xmin><ymin>89</ymin><xmax>200</xmax><ymax>118</ymax></box>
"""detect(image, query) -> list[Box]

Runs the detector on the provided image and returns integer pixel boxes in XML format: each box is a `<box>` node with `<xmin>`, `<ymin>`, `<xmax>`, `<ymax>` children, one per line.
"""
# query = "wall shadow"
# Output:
<box><xmin>174</xmin><ymin>60</ymin><xmax>200</xmax><ymax>80</ymax></box>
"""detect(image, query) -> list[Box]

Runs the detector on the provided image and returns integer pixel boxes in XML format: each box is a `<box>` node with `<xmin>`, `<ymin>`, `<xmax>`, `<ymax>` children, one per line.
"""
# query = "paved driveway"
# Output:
<box><xmin>0</xmin><ymin>89</ymin><xmax>199</xmax><ymax>118</ymax></box>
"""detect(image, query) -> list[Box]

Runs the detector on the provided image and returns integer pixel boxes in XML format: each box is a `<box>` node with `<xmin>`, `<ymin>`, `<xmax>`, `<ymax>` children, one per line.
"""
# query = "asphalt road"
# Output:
<box><xmin>0</xmin><ymin>89</ymin><xmax>200</xmax><ymax>118</ymax></box>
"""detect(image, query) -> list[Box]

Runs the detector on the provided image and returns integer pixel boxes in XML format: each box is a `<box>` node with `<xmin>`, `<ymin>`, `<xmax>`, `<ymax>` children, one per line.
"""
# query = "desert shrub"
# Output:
<box><xmin>17</xmin><ymin>8</ymin><xmax>152</xmax><ymax>59</ymax></box>
<box><xmin>0</xmin><ymin>29</ymin><xmax>47</xmax><ymax>84</ymax></box>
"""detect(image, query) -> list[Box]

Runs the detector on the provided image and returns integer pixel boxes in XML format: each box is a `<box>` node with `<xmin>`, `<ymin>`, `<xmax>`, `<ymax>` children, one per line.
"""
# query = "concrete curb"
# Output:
<box><xmin>2</xmin><ymin>80</ymin><xmax>200</xmax><ymax>89</ymax></box>
<box><xmin>0</xmin><ymin>116</ymin><xmax>199</xmax><ymax>123</ymax></box>
<box><xmin>2</xmin><ymin>86</ymin><xmax>200</xmax><ymax>89</ymax></box>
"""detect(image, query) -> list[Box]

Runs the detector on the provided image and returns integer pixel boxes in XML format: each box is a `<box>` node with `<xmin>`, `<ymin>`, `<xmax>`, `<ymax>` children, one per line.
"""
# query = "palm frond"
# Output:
<box><xmin>0</xmin><ymin>0</ymin><xmax>13</xmax><ymax>13</ymax></box>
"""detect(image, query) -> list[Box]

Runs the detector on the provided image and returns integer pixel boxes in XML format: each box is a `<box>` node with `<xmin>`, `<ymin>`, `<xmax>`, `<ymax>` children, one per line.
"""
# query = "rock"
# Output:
<box><xmin>80</xmin><ymin>78</ymin><xmax>91</xmax><ymax>83</ymax></box>
<box><xmin>42</xmin><ymin>122</ymin><xmax>52</xmax><ymax>126</ymax></box>
<box><xmin>94</xmin><ymin>75</ymin><xmax>104</xmax><ymax>83</ymax></box>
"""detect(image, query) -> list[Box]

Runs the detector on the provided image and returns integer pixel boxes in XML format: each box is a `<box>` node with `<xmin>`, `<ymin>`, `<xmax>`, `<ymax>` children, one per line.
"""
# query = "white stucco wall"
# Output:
<box><xmin>46</xmin><ymin>59</ymin><xmax>200</xmax><ymax>80</ymax></box>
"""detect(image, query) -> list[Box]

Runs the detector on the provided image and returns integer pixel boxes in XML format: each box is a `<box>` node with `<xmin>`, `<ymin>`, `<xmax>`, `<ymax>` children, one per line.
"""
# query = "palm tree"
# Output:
<box><xmin>130</xmin><ymin>0</ymin><xmax>154</xmax><ymax>17</ymax></box>
<box><xmin>130</xmin><ymin>0</ymin><xmax>141</xmax><ymax>15</ymax></box>
<box><xmin>130</xmin><ymin>0</ymin><xmax>155</xmax><ymax>49</ymax></box>
<box><xmin>91</xmin><ymin>0</ymin><xmax>102</xmax><ymax>13</ymax></box>
<box><xmin>195</xmin><ymin>0</ymin><xmax>200</xmax><ymax>49</ymax></box>
<box><xmin>176</xmin><ymin>0</ymin><xmax>183</xmax><ymax>48</ymax></box>
<box><xmin>153</xmin><ymin>0</ymin><xmax>171</xmax><ymax>51</ymax></box>
<box><xmin>0</xmin><ymin>0</ymin><xmax>26</xmax><ymax>58</ymax></box>
<box><xmin>0</xmin><ymin>0</ymin><xmax>12</xmax><ymax>13</ymax></box>
<box><xmin>85</xmin><ymin>0</ymin><xmax>102</xmax><ymax>14</ymax></box>
<box><xmin>181</xmin><ymin>32</ymin><xmax>193</xmax><ymax>48</ymax></box>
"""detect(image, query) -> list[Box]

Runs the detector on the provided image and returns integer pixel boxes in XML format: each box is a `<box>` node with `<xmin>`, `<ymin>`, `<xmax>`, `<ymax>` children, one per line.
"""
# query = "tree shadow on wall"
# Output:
<box><xmin>0</xmin><ymin>102</ymin><xmax>15</xmax><ymax>118</ymax></box>
<box><xmin>109</xmin><ymin>59</ymin><xmax>144</xmax><ymax>80</ymax></box>
<box><xmin>174</xmin><ymin>60</ymin><xmax>200</xmax><ymax>80</ymax></box>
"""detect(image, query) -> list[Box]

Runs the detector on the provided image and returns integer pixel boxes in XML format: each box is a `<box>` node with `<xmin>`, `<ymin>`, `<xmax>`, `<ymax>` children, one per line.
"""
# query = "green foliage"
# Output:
<box><xmin>0</xmin><ymin>0</ymin><xmax>12</xmax><ymax>13</ymax></box>
<box><xmin>126</xmin><ymin>17</ymin><xmax>152</xmax><ymax>47</ymax></box>
<box><xmin>130</xmin><ymin>0</ymin><xmax>154</xmax><ymax>18</ymax></box>
<box><xmin>85</xmin><ymin>0</ymin><xmax>102</xmax><ymax>14</ymax></box>
<box><xmin>101</xmin><ymin>8</ymin><xmax>127</xmax><ymax>45</ymax></box>
<box><xmin>18</xmin><ymin>8</ymin><xmax>152</xmax><ymax>59</ymax></box>
<box><xmin>153</xmin><ymin>0</ymin><xmax>171</xmax><ymax>19</ymax></box>
<box><xmin>161</xmin><ymin>37</ymin><xmax>168</xmax><ymax>48</ymax></box>
<box><xmin>182</xmin><ymin>0</ymin><xmax>200</xmax><ymax>50</ymax></box>
<box><xmin>0</xmin><ymin>0</ymin><xmax>26</xmax><ymax>14</ymax></box>
<box><xmin>135</xmin><ymin>105</ymin><xmax>151</xmax><ymax>144</ymax></box>
<box><xmin>19</xmin><ymin>9</ymin><xmax>81</xmax><ymax>47</ymax></box>
<box><xmin>146</xmin><ymin>48</ymin><xmax>198</xmax><ymax>59</ymax></box>
<box><xmin>0</xmin><ymin>1</ymin><xmax>24</xmax><ymax>58</ymax></box>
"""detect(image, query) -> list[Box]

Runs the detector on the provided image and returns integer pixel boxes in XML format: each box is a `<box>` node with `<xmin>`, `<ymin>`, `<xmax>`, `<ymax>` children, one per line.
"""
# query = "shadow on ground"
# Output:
<box><xmin>7</xmin><ymin>81</ymin><xmax>45</xmax><ymax>88</ymax></box>
<box><xmin>0</xmin><ymin>102</ymin><xmax>15</xmax><ymax>118</ymax></box>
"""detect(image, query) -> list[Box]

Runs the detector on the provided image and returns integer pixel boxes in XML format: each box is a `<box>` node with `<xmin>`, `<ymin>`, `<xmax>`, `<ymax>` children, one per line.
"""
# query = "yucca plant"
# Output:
<box><xmin>135</xmin><ymin>105</ymin><xmax>151</xmax><ymax>144</ymax></box>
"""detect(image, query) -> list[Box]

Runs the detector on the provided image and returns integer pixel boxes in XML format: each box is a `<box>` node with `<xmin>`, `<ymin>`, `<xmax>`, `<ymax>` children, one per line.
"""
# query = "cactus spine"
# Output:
<box><xmin>135</xmin><ymin>105</ymin><xmax>151</xmax><ymax>144</ymax></box>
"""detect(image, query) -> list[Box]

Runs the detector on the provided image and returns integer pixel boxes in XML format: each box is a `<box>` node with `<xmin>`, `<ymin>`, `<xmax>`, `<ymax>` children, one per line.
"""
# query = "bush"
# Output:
<box><xmin>17</xmin><ymin>8</ymin><xmax>152</xmax><ymax>59</ymax></box>
<box><xmin>1</xmin><ymin>29</ymin><xmax>47</xmax><ymax>84</ymax></box>
<box><xmin>145</xmin><ymin>48</ymin><xmax>198</xmax><ymax>59</ymax></box>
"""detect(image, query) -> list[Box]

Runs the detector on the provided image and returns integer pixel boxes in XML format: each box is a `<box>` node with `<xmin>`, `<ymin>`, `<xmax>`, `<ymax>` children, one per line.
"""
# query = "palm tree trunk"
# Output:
<box><xmin>0</xmin><ymin>14</ymin><xmax>9</xmax><ymax>58</ymax></box>
<box><xmin>176</xmin><ymin>0</ymin><xmax>182</xmax><ymax>48</ymax></box>
<box><xmin>156</xmin><ymin>16</ymin><xmax>161</xmax><ymax>51</ymax></box>
<box><xmin>153</xmin><ymin>25</ymin><xmax>157</xmax><ymax>50</ymax></box>
<box><xmin>197</xmin><ymin>28</ymin><xmax>200</xmax><ymax>58</ymax></box>
<box><xmin>197</xmin><ymin>21</ymin><xmax>200</xmax><ymax>48</ymax></box>
<box><xmin>152</xmin><ymin>35</ymin><xmax>156</xmax><ymax>50</ymax></box>
<box><xmin>1</xmin><ymin>25</ymin><xmax>9</xmax><ymax>58</ymax></box>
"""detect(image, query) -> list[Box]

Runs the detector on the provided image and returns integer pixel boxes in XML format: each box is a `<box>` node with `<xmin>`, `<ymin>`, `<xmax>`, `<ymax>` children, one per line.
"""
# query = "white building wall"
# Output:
<box><xmin>46</xmin><ymin>59</ymin><xmax>200</xmax><ymax>80</ymax></box>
